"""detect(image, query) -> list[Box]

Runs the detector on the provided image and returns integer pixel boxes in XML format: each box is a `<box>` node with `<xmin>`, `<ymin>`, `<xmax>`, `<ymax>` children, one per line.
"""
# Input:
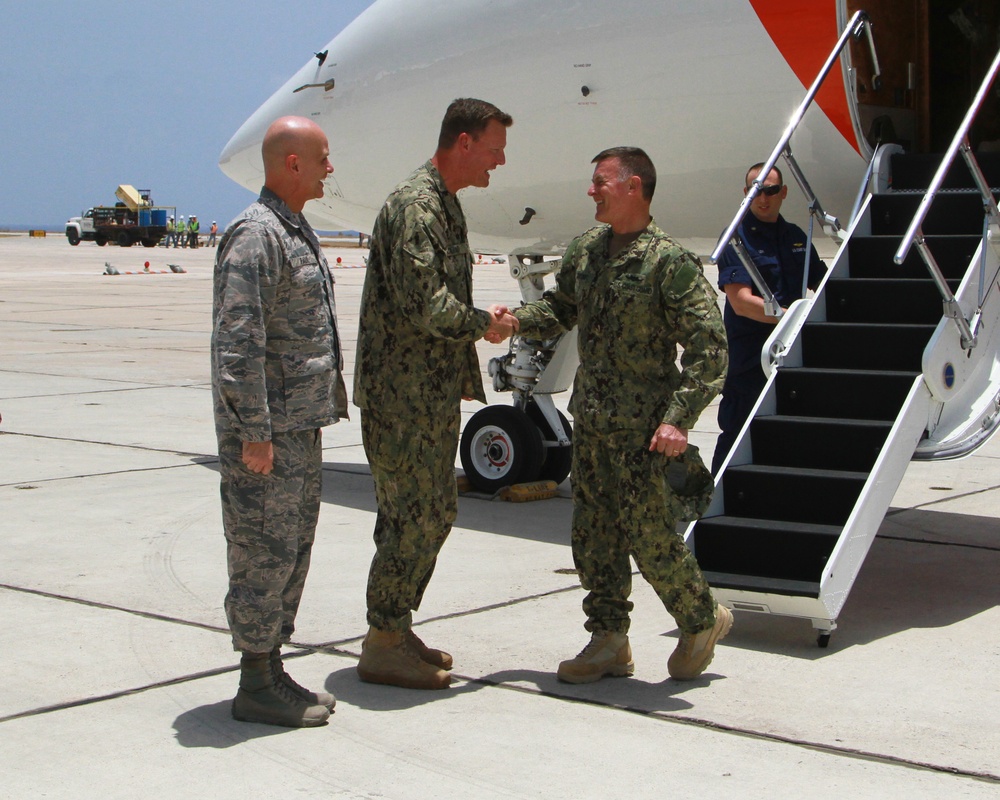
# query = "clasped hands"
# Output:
<box><xmin>484</xmin><ymin>303</ymin><xmax>519</xmax><ymax>344</ymax></box>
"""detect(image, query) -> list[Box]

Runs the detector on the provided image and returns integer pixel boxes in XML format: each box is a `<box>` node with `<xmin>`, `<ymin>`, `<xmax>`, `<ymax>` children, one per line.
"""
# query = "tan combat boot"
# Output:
<box><xmin>557</xmin><ymin>631</ymin><xmax>634</xmax><ymax>684</ymax></box>
<box><xmin>668</xmin><ymin>605</ymin><xmax>733</xmax><ymax>681</ymax></box>
<box><xmin>270</xmin><ymin>647</ymin><xmax>336</xmax><ymax>711</ymax></box>
<box><xmin>231</xmin><ymin>653</ymin><xmax>331</xmax><ymax>727</ymax></box>
<box><xmin>357</xmin><ymin>628</ymin><xmax>451</xmax><ymax>690</ymax></box>
<box><xmin>405</xmin><ymin>629</ymin><xmax>453</xmax><ymax>671</ymax></box>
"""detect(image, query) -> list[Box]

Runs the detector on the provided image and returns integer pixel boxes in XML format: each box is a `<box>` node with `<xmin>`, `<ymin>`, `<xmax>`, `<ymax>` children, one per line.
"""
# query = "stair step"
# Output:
<box><xmin>801</xmin><ymin>322</ymin><xmax>934</xmax><ymax>371</ymax></box>
<box><xmin>775</xmin><ymin>367</ymin><xmax>918</xmax><ymax>420</ymax></box>
<box><xmin>692</xmin><ymin>516</ymin><xmax>840</xmax><ymax>585</ymax></box>
<box><xmin>825</xmin><ymin>278</ymin><xmax>956</xmax><ymax>324</ymax></box>
<box><xmin>869</xmin><ymin>192</ymin><xmax>997</xmax><ymax>236</ymax></box>
<box><xmin>889</xmin><ymin>152</ymin><xmax>1000</xmax><ymax>191</ymax></box>
<box><xmin>750</xmin><ymin>415</ymin><xmax>892</xmax><ymax>471</ymax></box>
<box><xmin>703</xmin><ymin>571</ymin><xmax>821</xmax><ymax>599</ymax></box>
<box><xmin>724</xmin><ymin>463</ymin><xmax>867</xmax><ymax>525</ymax></box>
<box><xmin>847</xmin><ymin>234</ymin><xmax>979</xmax><ymax>279</ymax></box>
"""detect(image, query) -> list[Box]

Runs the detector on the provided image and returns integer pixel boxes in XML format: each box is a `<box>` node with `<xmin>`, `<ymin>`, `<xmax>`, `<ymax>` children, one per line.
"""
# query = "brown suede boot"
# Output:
<box><xmin>557</xmin><ymin>631</ymin><xmax>634</xmax><ymax>684</ymax></box>
<box><xmin>405</xmin><ymin>629</ymin><xmax>453</xmax><ymax>671</ymax></box>
<box><xmin>668</xmin><ymin>605</ymin><xmax>733</xmax><ymax>681</ymax></box>
<box><xmin>357</xmin><ymin>628</ymin><xmax>451</xmax><ymax>689</ymax></box>
<box><xmin>270</xmin><ymin>647</ymin><xmax>336</xmax><ymax>711</ymax></box>
<box><xmin>232</xmin><ymin>653</ymin><xmax>330</xmax><ymax>727</ymax></box>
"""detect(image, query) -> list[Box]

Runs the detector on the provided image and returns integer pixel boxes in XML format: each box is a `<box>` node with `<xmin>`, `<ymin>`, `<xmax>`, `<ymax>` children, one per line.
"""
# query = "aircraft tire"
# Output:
<box><xmin>460</xmin><ymin>405</ymin><xmax>543</xmax><ymax>493</ymax></box>
<box><xmin>525</xmin><ymin>401</ymin><xmax>573</xmax><ymax>485</ymax></box>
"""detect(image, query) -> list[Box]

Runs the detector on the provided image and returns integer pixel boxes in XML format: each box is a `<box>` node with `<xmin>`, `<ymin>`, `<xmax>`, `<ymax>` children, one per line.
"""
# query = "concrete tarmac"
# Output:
<box><xmin>1</xmin><ymin>233</ymin><xmax>998</xmax><ymax>798</ymax></box>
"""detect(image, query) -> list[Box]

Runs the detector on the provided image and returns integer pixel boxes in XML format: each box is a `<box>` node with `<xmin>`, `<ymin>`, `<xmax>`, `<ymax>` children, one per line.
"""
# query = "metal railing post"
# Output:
<box><xmin>893</xmin><ymin>44</ymin><xmax>1000</xmax><ymax>350</ymax></box>
<box><xmin>711</xmin><ymin>11</ymin><xmax>871</xmax><ymax>267</ymax></box>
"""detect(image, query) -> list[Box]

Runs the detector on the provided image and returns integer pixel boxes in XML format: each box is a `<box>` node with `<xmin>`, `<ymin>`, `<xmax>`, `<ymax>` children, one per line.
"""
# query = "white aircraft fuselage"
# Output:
<box><xmin>219</xmin><ymin>0</ymin><xmax>878</xmax><ymax>253</ymax></box>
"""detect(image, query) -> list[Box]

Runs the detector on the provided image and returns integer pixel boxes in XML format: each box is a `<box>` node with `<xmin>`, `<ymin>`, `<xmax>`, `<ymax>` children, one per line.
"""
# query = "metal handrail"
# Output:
<box><xmin>892</xmin><ymin>45</ymin><xmax>1000</xmax><ymax>350</ymax></box>
<box><xmin>710</xmin><ymin>10</ymin><xmax>877</xmax><ymax>305</ymax></box>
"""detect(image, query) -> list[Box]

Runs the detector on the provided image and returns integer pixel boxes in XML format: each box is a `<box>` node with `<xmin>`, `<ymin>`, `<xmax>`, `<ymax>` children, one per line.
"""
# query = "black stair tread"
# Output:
<box><xmin>696</xmin><ymin>515</ymin><xmax>842</xmax><ymax>537</ymax></box>
<box><xmin>724</xmin><ymin>464</ymin><xmax>869</xmax><ymax>481</ymax></box>
<box><xmin>868</xmin><ymin>192</ymin><xmax>993</xmax><ymax>235</ymax></box>
<box><xmin>781</xmin><ymin>366</ymin><xmax>920</xmax><ymax>377</ymax></box>
<box><xmin>806</xmin><ymin>321</ymin><xmax>937</xmax><ymax>329</ymax></box>
<box><xmin>827</xmin><ymin>276</ymin><xmax>958</xmax><ymax>284</ymax></box>
<box><xmin>845</xmin><ymin>236</ymin><xmax>974</xmax><ymax>279</ymax></box>
<box><xmin>889</xmin><ymin>187</ymin><xmax>1000</xmax><ymax>194</ymax></box>
<box><xmin>889</xmin><ymin>152</ymin><xmax>1000</xmax><ymax>191</ymax></box>
<box><xmin>759</xmin><ymin>414</ymin><xmax>893</xmax><ymax>428</ymax></box>
<box><xmin>857</xmin><ymin>233</ymin><xmax>982</xmax><ymax>239</ymax></box>
<box><xmin>702</xmin><ymin>571</ymin><xmax>821</xmax><ymax>599</ymax></box>
<box><xmin>802</xmin><ymin>320</ymin><xmax>940</xmax><ymax>338</ymax></box>
<box><xmin>778</xmin><ymin>366</ymin><xmax>920</xmax><ymax>377</ymax></box>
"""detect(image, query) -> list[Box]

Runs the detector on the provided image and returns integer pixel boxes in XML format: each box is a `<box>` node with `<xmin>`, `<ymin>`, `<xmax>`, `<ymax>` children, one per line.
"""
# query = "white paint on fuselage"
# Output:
<box><xmin>219</xmin><ymin>0</ymin><xmax>867</xmax><ymax>252</ymax></box>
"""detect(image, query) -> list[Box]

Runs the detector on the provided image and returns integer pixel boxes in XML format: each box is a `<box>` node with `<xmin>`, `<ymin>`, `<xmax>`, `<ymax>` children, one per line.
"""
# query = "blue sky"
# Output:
<box><xmin>0</xmin><ymin>1</ymin><xmax>375</xmax><ymax>229</ymax></box>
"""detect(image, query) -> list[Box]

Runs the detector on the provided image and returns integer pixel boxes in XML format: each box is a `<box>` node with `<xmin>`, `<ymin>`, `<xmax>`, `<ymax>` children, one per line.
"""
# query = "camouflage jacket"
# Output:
<box><xmin>515</xmin><ymin>220</ymin><xmax>728</xmax><ymax>434</ymax></box>
<box><xmin>211</xmin><ymin>187</ymin><xmax>348</xmax><ymax>440</ymax></box>
<box><xmin>353</xmin><ymin>161</ymin><xmax>492</xmax><ymax>415</ymax></box>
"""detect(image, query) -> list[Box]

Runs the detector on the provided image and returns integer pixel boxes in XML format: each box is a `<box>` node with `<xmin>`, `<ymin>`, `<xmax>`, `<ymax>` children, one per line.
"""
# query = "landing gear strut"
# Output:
<box><xmin>459</xmin><ymin>254</ymin><xmax>578</xmax><ymax>494</ymax></box>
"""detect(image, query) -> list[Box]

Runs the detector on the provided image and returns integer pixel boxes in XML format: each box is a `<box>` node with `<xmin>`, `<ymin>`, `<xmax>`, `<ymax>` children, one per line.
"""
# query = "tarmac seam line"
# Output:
<box><xmin>0</xmin><ymin>665</ymin><xmax>240</xmax><ymax>725</ymax></box>
<box><xmin>884</xmin><ymin>481</ymin><xmax>1000</xmax><ymax>514</ymax></box>
<box><xmin>0</xmin><ymin>381</ymin><xmax>209</xmax><ymax>399</ymax></box>
<box><xmin>463</xmin><ymin>675</ymin><xmax>1000</xmax><ymax>785</ymax></box>
<box><xmin>2</xmin><ymin>583</ymin><xmax>997</xmax><ymax>784</ymax></box>
<box><xmin>3</xmin><ymin>638</ymin><xmax>996</xmax><ymax>786</ymax></box>
<box><xmin>0</xmin><ymin>582</ymin><xmax>229</xmax><ymax>637</ymax></box>
<box><xmin>0</xmin><ymin>366</ymin><xmax>208</xmax><ymax>387</ymax></box>
<box><xmin>307</xmin><ymin>582</ymin><xmax>586</xmax><ymax>653</ymax></box>
<box><xmin>877</xmin><ymin>532</ymin><xmax>1000</xmax><ymax>553</ymax></box>
<box><xmin>0</xmin><ymin>460</ymin><xmax>218</xmax><ymax>488</ymax></box>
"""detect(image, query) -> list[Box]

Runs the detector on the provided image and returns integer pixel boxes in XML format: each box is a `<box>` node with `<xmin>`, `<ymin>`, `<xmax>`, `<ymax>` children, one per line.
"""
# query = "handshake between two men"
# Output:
<box><xmin>484</xmin><ymin>303</ymin><xmax>519</xmax><ymax>344</ymax></box>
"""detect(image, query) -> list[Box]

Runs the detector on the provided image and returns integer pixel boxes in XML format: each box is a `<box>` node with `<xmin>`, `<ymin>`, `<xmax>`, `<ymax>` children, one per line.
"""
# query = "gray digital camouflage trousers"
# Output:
<box><xmin>571</xmin><ymin>427</ymin><xmax>717</xmax><ymax>636</ymax></box>
<box><xmin>218</xmin><ymin>427</ymin><xmax>322</xmax><ymax>653</ymax></box>
<box><xmin>361</xmin><ymin>406</ymin><xmax>460</xmax><ymax>632</ymax></box>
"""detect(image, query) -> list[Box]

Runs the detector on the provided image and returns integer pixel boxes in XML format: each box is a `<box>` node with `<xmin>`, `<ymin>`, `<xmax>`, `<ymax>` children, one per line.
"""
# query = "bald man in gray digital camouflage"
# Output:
<box><xmin>211</xmin><ymin>116</ymin><xmax>348</xmax><ymax>728</ymax></box>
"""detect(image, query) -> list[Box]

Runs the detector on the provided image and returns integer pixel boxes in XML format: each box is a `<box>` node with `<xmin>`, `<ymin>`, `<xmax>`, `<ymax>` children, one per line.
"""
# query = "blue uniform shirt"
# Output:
<box><xmin>717</xmin><ymin>214</ymin><xmax>825</xmax><ymax>384</ymax></box>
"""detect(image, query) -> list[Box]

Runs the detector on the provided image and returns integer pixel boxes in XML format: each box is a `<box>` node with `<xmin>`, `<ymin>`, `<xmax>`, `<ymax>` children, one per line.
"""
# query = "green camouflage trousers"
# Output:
<box><xmin>571</xmin><ymin>426</ymin><xmax>717</xmax><ymax>636</ymax></box>
<box><xmin>361</xmin><ymin>406</ymin><xmax>460</xmax><ymax>632</ymax></box>
<box><xmin>218</xmin><ymin>427</ymin><xmax>322</xmax><ymax>653</ymax></box>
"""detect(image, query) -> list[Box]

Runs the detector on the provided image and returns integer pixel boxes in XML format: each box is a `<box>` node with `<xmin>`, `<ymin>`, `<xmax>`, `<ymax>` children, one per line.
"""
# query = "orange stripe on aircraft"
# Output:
<box><xmin>748</xmin><ymin>0</ymin><xmax>859</xmax><ymax>153</ymax></box>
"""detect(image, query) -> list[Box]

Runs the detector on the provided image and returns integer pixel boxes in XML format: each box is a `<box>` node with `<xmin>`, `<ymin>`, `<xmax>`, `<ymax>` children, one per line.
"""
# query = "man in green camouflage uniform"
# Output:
<box><xmin>354</xmin><ymin>98</ymin><xmax>518</xmax><ymax>690</ymax></box>
<box><xmin>212</xmin><ymin>116</ymin><xmax>348</xmax><ymax>726</ymax></box>
<box><xmin>514</xmin><ymin>147</ymin><xmax>734</xmax><ymax>683</ymax></box>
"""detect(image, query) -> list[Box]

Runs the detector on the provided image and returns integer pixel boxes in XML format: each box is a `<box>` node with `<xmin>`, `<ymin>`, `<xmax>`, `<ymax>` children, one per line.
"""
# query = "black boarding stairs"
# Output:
<box><xmin>687</xmin><ymin>143</ymin><xmax>1000</xmax><ymax>646</ymax></box>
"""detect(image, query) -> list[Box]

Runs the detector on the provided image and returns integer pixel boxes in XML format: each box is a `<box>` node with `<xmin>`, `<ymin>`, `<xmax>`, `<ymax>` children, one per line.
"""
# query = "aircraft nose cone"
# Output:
<box><xmin>218</xmin><ymin>117</ymin><xmax>266</xmax><ymax>190</ymax></box>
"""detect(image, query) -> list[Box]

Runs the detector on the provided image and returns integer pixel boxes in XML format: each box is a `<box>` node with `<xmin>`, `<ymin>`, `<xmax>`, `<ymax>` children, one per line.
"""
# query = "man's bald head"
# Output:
<box><xmin>261</xmin><ymin>116</ymin><xmax>333</xmax><ymax>212</ymax></box>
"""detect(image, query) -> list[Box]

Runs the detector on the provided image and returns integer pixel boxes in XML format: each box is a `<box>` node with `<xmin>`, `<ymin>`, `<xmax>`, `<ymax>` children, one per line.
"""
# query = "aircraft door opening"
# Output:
<box><xmin>846</xmin><ymin>0</ymin><xmax>924</xmax><ymax>151</ymax></box>
<box><xmin>847</xmin><ymin>0</ymin><xmax>1000</xmax><ymax>154</ymax></box>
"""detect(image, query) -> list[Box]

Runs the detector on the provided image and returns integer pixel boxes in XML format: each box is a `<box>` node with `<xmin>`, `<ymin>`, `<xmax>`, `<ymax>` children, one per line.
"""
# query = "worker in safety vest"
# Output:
<box><xmin>189</xmin><ymin>215</ymin><xmax>200</xmax><ymax>249</ymax></box>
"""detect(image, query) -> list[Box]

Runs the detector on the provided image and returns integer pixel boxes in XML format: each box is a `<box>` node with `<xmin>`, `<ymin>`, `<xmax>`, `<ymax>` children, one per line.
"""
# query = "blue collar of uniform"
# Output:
<box><xmin>742</xmin><ymin>213</ymin><xmax>785</xmax><ymax>235</ymax></box>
